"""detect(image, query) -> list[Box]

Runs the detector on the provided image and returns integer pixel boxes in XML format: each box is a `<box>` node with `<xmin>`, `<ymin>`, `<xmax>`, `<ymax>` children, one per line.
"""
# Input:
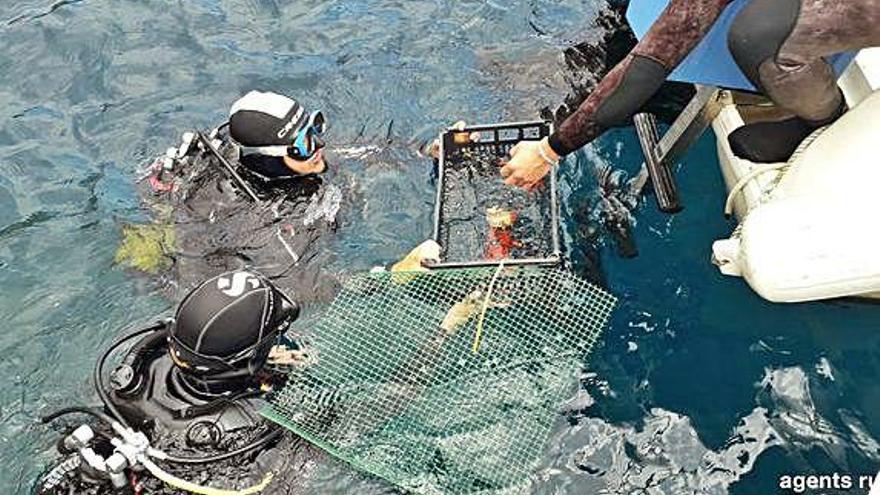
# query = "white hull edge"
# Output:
<box><xmin>711</xmin><ymin>49</ymin><xmax>880</xmax><ymax>303</ymax></box>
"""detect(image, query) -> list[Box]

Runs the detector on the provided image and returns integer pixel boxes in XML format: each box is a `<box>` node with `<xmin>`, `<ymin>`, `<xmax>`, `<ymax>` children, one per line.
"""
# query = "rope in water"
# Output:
<box><xmin>472</xmin><ymin>261</ymin><xmax>505</xmax><ymax>354</ymax></box>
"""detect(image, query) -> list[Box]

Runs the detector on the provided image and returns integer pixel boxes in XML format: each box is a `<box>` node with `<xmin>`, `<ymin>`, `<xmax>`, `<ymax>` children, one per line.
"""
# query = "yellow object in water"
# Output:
<box><xmin>114</xmin><ymin>222</ymin><xmax>176</xmax><ymax>274</ymax></box>
<box><xmin>267</xmin><ymin>344</ymin><xmax>311</xmax><ymax>366</ymax></box>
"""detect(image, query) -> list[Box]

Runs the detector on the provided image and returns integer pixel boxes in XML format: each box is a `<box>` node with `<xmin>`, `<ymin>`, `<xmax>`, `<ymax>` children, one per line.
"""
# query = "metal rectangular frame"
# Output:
<box><xmin>428</xmin><ymin>120</ymin><xmax>562</xmax><ymax>270</ymax></box>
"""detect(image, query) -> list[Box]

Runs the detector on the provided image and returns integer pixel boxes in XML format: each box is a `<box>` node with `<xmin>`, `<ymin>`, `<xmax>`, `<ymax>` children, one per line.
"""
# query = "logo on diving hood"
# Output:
<box><xmin>217</xmin><ymin>272</ymin><xmax>262</xmax><ymax>297</ymax></box>
<box><xmin>277</xmin><ymin>107</ymin><xmax>305</xmax><ymax>139</ymax></box>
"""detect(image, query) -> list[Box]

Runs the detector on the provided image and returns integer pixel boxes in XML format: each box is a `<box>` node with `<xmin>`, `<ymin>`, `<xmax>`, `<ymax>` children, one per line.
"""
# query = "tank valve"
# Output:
<box><xmin>106</xmin><ymin>453</ymin><xmax>129</xmax><ymax>489</ymax></box>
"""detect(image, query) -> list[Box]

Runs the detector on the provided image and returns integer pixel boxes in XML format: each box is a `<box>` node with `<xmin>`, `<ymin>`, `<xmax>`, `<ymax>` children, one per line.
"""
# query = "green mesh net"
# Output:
<box><xmin>262</xmin><ymin>266</ymin><xmax>616</xmax><ymax>494</ymax></box>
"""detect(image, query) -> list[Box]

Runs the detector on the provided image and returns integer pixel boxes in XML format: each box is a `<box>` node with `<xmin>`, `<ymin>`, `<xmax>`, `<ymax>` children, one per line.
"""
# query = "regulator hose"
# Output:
<box><xmin>142</xmin><ymin>457</ymin><xmax>274</xmax><ymax>495</ymax></box>
<box><xmin>35</xmin><ymin>454</ymin><xmax>81</xmax><ymax>495</ymax></box>
<box><xmin>40</xmin><ymin>406</ymin><xmax>116</xmax><ymax>427</ymax></box>
<box><xmin>113</xmin><ymin>329</ymin><xmax>169</xmax><ymax>395</ymax></box>
<box><xmin>160</xmin><ymin>428</ymin><xmax>284</xmax><ymax>465</ymax></box>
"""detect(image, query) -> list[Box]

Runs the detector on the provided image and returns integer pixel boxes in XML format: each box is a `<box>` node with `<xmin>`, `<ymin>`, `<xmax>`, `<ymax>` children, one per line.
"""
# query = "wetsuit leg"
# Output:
<box><xmin>727</xmin><ymin>0</ymin><xmax>880</xmax><ymax>162</ymax></box>
<box><xmin>548</xmin><ymin>0</ymin><xmax>731</xmax><ymax>156</ymax></box>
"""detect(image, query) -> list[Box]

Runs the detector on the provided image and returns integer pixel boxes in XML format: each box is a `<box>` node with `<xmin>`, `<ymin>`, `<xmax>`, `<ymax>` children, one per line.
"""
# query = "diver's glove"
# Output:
<box><xmin>391</xmin><ymin>240</ymin><xmax>441</xmax><ymax>272</ymax></box>
<box><xmin>370</xmin><ymin>240</ymin><xmax>442</xmax><ymax>274</ymax></box>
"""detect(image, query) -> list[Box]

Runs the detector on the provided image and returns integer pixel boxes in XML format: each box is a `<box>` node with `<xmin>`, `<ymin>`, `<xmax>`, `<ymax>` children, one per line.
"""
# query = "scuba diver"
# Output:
<box><xmin>138</xmin><ymin>90</ymin><xmax>343</xmax><ymax>303</ymax></box>
<box><xmin>36</xmin><ymin>270</ymin><xmax>317</xmax><ymax>495</ymax></box>
<box><xmin>36</xmin><ymin>240</ymin><xmax>444</xmax><ymax>495</ymax></box>
<box><xmin>501</xmin><ymin>0</ymin><xmax>880</xmax><ymax>189</ymax></box>
<box><xmin>39</xmin><ymin>238</ymin><xmax>446</xmax><ymax>494</ymax></box>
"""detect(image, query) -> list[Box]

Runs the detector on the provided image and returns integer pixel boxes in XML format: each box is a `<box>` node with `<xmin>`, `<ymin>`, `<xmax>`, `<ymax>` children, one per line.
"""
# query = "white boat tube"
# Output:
<box><xmin>711</xmin><ymin>49</ymin><xmax>880</xmax><ymax>302</ymax></box>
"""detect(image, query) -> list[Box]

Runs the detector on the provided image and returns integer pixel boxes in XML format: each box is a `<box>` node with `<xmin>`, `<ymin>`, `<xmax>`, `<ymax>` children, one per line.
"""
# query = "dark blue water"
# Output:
<box><xmin>1</xmin><ymin>1</ymin><xmax>878</xmax><ymax>494</ymax></box>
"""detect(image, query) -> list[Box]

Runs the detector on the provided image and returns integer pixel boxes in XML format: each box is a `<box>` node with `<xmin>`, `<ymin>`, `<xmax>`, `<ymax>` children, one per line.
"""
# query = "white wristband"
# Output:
<box><xmin>538</xmin><ymin>144</ymin><xmax>559</xmax><ymax>167</ymax></box>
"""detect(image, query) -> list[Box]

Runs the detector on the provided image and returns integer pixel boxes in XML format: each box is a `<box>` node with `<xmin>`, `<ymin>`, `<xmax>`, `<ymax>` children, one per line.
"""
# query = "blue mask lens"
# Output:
<box><xmin>287</xmin><ymin>111</ymin><xmax>326</xmax><ymax>160</ymax></box>
<box><xmin>310</xmin><ymin>111</ymin><xmax>325</xmax><ymax>135</ymax></box>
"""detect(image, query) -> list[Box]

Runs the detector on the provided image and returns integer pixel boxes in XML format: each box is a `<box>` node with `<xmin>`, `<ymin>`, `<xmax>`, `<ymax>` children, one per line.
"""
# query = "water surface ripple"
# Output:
<box><xmin>0</xmin><ymin>1</ymin><xmax>877</xmax><ymax>494</ymax></box>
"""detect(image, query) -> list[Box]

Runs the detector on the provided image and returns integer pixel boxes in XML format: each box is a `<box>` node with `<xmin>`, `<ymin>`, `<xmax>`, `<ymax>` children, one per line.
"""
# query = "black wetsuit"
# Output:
<box><xmin>55</xmin><ymin>335</ymin><xmax>319</xmax><ymax>494</ymax></box>
<box><xmin>548</xmin><ymin>0</ymin><xmax>880</xmax><ymax>161</ymax></box>
<box><xmin>110</xmin><ymin>353</ymin><xmax>271</xmax><ymax>452</ymax></box>
<box><xmin>144</xmin><ymin>131</ymin><xmax>341</xmax><ymax>304</ymax></box>
<box><xmin>36</xmin><ymin>334</ymin><xmax>322</xmax><ymax>495</ymax></box>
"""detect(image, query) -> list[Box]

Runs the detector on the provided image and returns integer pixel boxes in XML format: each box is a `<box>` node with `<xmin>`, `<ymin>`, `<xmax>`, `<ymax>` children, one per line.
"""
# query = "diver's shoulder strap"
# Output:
<box><xmin>172</xmin><ymin>390</ymin><xmax>262</xmax><ymax>420</ymax></box>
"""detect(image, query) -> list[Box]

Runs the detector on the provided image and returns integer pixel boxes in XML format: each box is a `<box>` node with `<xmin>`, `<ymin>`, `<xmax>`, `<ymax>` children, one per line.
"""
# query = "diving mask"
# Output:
<box><xmin>288</xmin><ymin>111</ymin><xmax>326</xmax><ymax>161</ymax></box>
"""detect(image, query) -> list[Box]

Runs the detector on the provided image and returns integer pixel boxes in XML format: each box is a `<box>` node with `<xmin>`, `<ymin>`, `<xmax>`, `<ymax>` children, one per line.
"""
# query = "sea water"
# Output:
<box><xmin>0</xmin><ymin>1</ymin><xmax>877</xmax><ymax>493</ymax></box>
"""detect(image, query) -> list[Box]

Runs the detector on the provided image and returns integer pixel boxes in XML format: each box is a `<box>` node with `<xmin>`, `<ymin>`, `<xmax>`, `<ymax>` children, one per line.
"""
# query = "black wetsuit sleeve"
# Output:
<box><xmin>548</xmin><ymin>0</ymin><xmax>731</xmax><ymax>156</ymax></box>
